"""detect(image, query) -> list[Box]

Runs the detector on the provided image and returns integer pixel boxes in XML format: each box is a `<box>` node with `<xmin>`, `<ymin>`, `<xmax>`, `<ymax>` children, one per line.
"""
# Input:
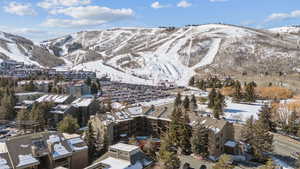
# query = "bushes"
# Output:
<box><xmin>257</xmin><ymin>87</ymin><xmax>293</xmax><ymax>100</ymax></box>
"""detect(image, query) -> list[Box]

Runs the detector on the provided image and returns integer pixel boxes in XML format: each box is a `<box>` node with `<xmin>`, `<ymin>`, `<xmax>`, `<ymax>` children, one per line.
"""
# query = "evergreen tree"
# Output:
<box><xmin>169</xmin><ymin>108</ymin><xmax>184</xmax><ymax>146</ymax></box>
<box><xmin>0</xmin><ymin>94</ymin><xmax>16</xmax><ymax>120</ymax></box>
<box><xmin>245</xmin><ymin>82</ymin><xmax>256</xmax><ymax>102</ymax></box>
<box><xmin>85</xmin><ymin>122</ymin><xmax>96</xmax><ymax>164</ymax></box>
<box><xmin>30</xmin><ymin>104</ymin><xmax>46</xmax><ymax>131</ymax></box>
<box><xmin>159</xmin><ymin>133</ymin><xmax>181</xmax><ymax>169</ymax></box>
<box><xmin>169</xmin><ymin>107</ymin><xmax>191</xmax><ymax>154</ymax></box>
<box><xmin>251</xmin><ymin>119</ymin><xmax>273</xmax><ymax>162</ymax></box>
<box><xmin>174</xmin><ymin>93</ymin><xmax>182</xmax><ymax>107</ymax></box>
<box><xmin>189</xmin><ymin>77</ymin><xmax>195</xmax><ymax>86</ymax></box>
<box><xmin>212</xmin><ymin>154</ymin><xmax>234</xmax><ymax>169</ymax></box>
<box><xmin>191</xmin><ymin>122</ymin><xmax>209</xmax><ymax>157</ymax></box>
<box><xmin>16</xmin><ymin>109</ymin><xmax>30</xmax><ymax>130</ymax></box>
<box><xmin>208</xmin><ymin>88</ymin><xmax>217</xmax><ymax>108</ymax></box>
<box><xmin>191</xmin><ymin>95</ymin><xmax>198</xmax><ymax>111</ymax></box>
<box><xmin>233</xmin><ymin>80</ymin><xmax>242</xmax><ymax>102</ymax></box>
<box><xmin>197</xmin><ymin>80</ymin><xmax>205</xmax><ymax>90</ymax></box>
<box><xmin>85</xmin><ymin>77</ymin><xmax>92</xmax><ymax>86</ymax></box>
<box><xmin>258</xmin><ymin>105</ymin><xmax>275</xmax><ymax>132</ymax></box>
<box><xmin>213</xmin><ymin>92</ymin><xmax>225</xmax><ymax>119</ymax></box>
<box><xmin>90</xmin><ymin>82</ymin><xmax>98</xmax><ymax>94</ymax></box>
<box><xmin>58</xmin><ymin>115</ymin><xmax>80</xmax><ymax>134</ymax></box>
<box><xmin>259</xmin><ymin>159</ymin><xmax>276</xmax><ymax>169</ymax></box>
<box><xmin>241</xmin><ymin>116</ymin><xmax>255</xmax><ymax>143</ymax></box>
<box><xmin>179</xmin><ymin>120</ymin><xmax>191</xmax><ymax>155</ymax></box>
<box><xmin>183</xmin><ymin>96</ymin><xmax>190</xmax><ymax>110</ymax></box>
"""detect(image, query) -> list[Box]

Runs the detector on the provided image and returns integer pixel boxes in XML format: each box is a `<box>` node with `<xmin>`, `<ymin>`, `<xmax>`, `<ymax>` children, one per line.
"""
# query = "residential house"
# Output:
<box><xmin>1</xmin><ymin>131</ymin><xmax>88</xmax><ymax>169</ymax></box>
<box><xmin>85</xmin><ymin>143</ymin><xmax>153</xmax><ymax>169</ymax></box>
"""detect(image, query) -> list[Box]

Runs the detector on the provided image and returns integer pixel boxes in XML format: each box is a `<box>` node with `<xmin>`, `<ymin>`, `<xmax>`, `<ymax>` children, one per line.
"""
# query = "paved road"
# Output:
<box><xmin>273</xmin><ymin>133</ymin><xmax>300</xmax><ymax>157</ymax></box>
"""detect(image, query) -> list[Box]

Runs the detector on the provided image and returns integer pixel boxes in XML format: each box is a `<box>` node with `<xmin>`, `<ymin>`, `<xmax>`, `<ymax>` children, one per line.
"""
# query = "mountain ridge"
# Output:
<box><xmin>2</xmin><ymin>24</ymin><xmax>300</xmax><ymax>85</ymax></box>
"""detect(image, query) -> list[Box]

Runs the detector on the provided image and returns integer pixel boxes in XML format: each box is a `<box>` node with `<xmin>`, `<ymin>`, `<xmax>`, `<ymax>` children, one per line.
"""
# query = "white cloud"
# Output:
<box><xmin>4</xmin><ymin>2</ymin><xmax>36</xmax><ymax>16</ymax></box>
<box><xmin>37</xmin><ymin>0</ymin><xmax>91</xmax><ymax>9</ymax></box>
<box><xmin>151</xmin><ymin>1</ymin><xmax>169</xmax><ymax>9</ymax></box>
<box><xmin>42</xmin><ymin>6</ymin><xmax>134</xmax><ymax>28</ymax></box>
<box><xmin>265</xmin><ymin>10</ymin><xmax>300</xmax><ymax>22</ymax></box>
<box><xmin>42</xmin><ymin>18</ymin><xmax>106</xmax><ymax>28</ymax></box>
<box><xmin>177</xmin><ymin>0</ymin><xmax>192</xmax><ymax>8</ymax></box>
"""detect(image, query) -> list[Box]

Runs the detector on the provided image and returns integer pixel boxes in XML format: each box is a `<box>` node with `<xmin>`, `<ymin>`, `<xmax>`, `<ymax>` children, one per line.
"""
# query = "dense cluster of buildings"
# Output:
<box><xmin>0</xmin><ymin>60</ymin><xmax>96</xmax><ymax>80</ymax></box>
<box><xmin>100</xmin><ymin>81</ymin><xmax>172</xmax><ymax>104</ymax></box>
<box><xmin>91</xmin><ymin>102</ymin><xmax>239</xmax><ymax>160</ymax></box>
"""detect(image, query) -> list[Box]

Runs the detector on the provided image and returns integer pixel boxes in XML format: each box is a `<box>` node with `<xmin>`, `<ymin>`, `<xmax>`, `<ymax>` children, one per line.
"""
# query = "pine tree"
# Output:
<box><xmin>251</xmin><ymin>119</ymin><xmax>273</xmax><ymax>162</ymax></box>
<box><xmin>208</xmin><ymin>88</ymin><xmax>217</xmax><ymax>108</ymax></box>
<box><xmin>191</xmin><ymin>122</ymin><xmax>209</xmax><ymax>157</ymax></box>
<box><xmin>233</xmin><ymin>80</ymin><xmax>242</xmax><ymax>102</ymax></box>
<box><xmin>159</xmin><ymin>133</ymin><xmax>181</xmax><ymax>169</ymax></box>
<box><xmin>259</xmin><ymin>159</ymin><xmax>276</xmax><ymax>169</ymax></box>
<box><xmin>212</xmin><ymin>154</ymin><xmax>234</xmax><ymax>169</ymax></box>
<box><xmin>179</xmin><ymin>121</ymin><xmax>191</xmax><ymax>155</ymax></box>
<box><xmin>245</xmin><ymin>82</ymin><xmax>256</xmax><ymax>102</ymax></box>
<box><xmin>169</xmin><ymin>108</ymin><xmax>184</xmax><ymax>146</ymax></box>
<box><xmin>241</xmin><ymin>116</ymin><xmax>255</xmax><ymax>143</ymax></box>
<box><xmin>85</xmin><ymin>77</ymin><xmax>92</xmax><ymax>86</ymax></box>
<box><xmin>85</xmin><ymin>122</ymin><xmax>96</xmax><ymax>164</ymax></box>
<box><xmin>30</xmin><ymin>104</ymin><xmax>46</xmax><ymax>131</ymax></box>
<box><xmin>183</xmin><ymin>96</ymin><xmax>190</xmax><ymax>110</ymax></box>
<box><xmin>258</xmin><ymin>105</ymin><xmax>275</xmax><ymax>132</ymax></box>
<box><xmin>90</xmin><ymin>82</ymin><xmax>98</xmax><ymax>94</ymax></box>
<box><xmin>174</xmin><ymin>93</ymin><xmax>182</xmax><ymax>107</ymax></box>
<box><xmin>0</xmin><ymin>94</ymin><xmax>16</xmax><ymax>120</ymax></box>
<box><xmin>189</xmin><ymin>77</ymin><xmax>195</xmax><ymax>86</ymax></box>
<box><xmin>191</xmin><ymin>95</ymin><xmax>198</xmax><ymax>111</ymax></box>
<box><xmin>213</xmin><ymin>92</ymin><xmax>225</xmax><ymax>119</ymax></box>
<box><xmin>58</xmin><ymin>115</ymin><xmax>80</xmax><ymax>134</ymax></box>
<box><xmin>197</xmin><ymin>80</ymin><xmax>205</xmax><ymax>90</ymax></box>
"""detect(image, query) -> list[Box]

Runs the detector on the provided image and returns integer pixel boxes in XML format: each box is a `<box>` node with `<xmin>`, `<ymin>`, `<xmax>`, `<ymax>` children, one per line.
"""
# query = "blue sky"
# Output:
<box><xmin>1</xmin><ymin>0</ymin><xmax>300</xmax><ymax>41</ymax></box>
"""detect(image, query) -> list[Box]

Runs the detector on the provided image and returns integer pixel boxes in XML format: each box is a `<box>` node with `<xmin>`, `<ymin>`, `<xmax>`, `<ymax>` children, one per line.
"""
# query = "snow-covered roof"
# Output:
<box><xmin>52</xmin><ymin>143</ymin><xmax>71</xmax><ymax>159</ymax></box>
<box><xmin>16</xmin><ymin>154</ymin><xmax>39</xmax><ymax>168</ymax></box>
<box><xmin>224</xmin><ymin>140</ymin><xmax>237</xmax><ymax>148</ymax></box>
<box><xmin>36</xmin><ymin>95</ymin><xmax>71</xmax><ymax>104</ymax></box>
<box><xmin>47</xmin><ymin>135</ymin><xmax>61</xmax><ymax>144</ymax></box>
<box><xmin>127</xmin><ymin>107</ymin><xmax>143</xmax><ymax>115</ymax></box>
<box><xmin>109</xmin><ymin>143</ymin><xmax>139</xmax><ymax>152</ymax></box>
<box><xmin>100</xmin><ymin>157</ymin><xmax>131</xmax><ymax>169</ymax></box>
<box><xmin>0</xmin><ymin>154</ymin><xmax>10</xmax><ymax>169</ymax></box>
<box><xmin>71</xmin><ymin>98</ymin><xmax>94</xmax><ymax>107</ymax></box>
<box><xmin>67</xmin><ymin>137</ymin><xmax>88</xmax><ymax>152</ymax></box>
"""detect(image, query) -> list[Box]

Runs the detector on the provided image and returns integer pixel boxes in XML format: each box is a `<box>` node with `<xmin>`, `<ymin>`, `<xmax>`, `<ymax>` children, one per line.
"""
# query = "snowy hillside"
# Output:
<box><xmin>0</xmin><ymin>31</ymin><xmax>63</xmax><ymax>67</ymax></box>
<box><xmin>42</xmin><ymin>24</ymin><xmax>300</xmax><ymax>85</ymax></box>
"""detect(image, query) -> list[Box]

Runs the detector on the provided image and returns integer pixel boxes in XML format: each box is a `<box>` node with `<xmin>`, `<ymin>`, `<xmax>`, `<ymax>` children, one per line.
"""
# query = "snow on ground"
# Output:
<box><xmin>192</xmin><ymin>38</ymin><xmax>221</xmax><ymax>69</ymax></box>
<box><xmin>138</xmin><ymin>97</ymin><xmax>175</xmax><ymax>107</ymax></box>
<box><xmin>0</xmin><ymin>42</ymin><xmax>41</xmax><ymax>66</ymax></box>
<box><xmin>71</xmin><ymin>60</ymin><xmax>155</xmax><ymax>85</ymax></box>
<box><xmin>224</xmin><ymin>100</ymin><xmax>263</xmax><ymax>123</ymax></box>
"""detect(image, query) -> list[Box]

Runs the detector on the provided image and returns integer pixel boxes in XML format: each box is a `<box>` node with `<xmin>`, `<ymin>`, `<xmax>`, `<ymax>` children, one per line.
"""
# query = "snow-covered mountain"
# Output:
<box><xmin>0</xmin><ymin>31</ymin><xmax>63</xmax><ymax>67</ymax></box>
<box><xmin>41</xmin><ymin>24</ymin><xmax>300</xmax><ymax>85</ymax></box>
<box><xmin>3</xmin><ymin>24</ymin><xmax>300</xmax><ymax>85</ymax></box>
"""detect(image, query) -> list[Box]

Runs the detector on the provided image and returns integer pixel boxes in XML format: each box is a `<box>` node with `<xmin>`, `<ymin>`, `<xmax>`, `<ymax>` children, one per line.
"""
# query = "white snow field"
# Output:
<box><xmin>224</xmin><ymin>100</ymin><xmax>263</xmax><ymax>123</ymax></box>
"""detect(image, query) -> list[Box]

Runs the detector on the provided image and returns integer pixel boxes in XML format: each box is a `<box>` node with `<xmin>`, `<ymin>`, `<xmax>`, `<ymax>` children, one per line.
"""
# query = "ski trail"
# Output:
<box><xmin>192</xmin><ymin>38</ymin><xmax>221</xmax><ymax>69</ymax></box>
